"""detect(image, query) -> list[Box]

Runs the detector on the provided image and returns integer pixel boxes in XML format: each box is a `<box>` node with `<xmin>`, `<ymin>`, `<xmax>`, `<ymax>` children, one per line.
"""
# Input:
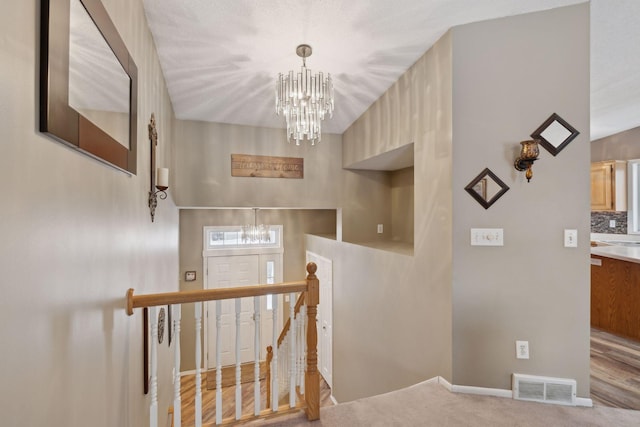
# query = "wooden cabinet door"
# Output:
<box><xmin>591</xmin><ymin>162</ymin><xmax>613</xmax><ymax>211</ymax></box>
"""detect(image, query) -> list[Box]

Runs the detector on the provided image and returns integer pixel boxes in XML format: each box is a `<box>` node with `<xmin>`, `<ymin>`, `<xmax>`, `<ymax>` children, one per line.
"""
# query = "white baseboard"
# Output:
<box><xmin>437</xmin><ymin>380</ymin><xmax>592</xmax><ymax>407</ymax></box>
<box><xmin>180</xmin><ymin>369</ymin><xmax>197</xmax><ymax>377</ymax></box>
<box><xmin>451</xmin><ymin>384</ymin><xmax>513</xmax><ymax>399</ymax></box>
<box><xmin>438</xmin><ymin>376</ymin><xmax>453</xmax><ymax>391</ymax></box>
<box><xmin>575</xmin><ymin>397</ymin><xmax>593</xmax><ymax>407</ymax></box>
<box><xmin>330</xmin><ymin>395</ymin><xmax>339</xmax><ymax>405</ymax></box>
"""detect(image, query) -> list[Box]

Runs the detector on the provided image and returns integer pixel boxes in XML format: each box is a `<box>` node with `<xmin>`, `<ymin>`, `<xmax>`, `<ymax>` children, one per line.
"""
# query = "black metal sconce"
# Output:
<box><xmin>148</xmin><ymin>113</ymin><xmax>169</xmax><ymax>222</ymax></box>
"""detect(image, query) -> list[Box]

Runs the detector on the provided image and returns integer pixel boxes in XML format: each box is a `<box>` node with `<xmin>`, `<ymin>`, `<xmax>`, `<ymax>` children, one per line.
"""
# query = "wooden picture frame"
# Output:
<box><xmin>40</xmin><ymin>0</ymin><xmax>138</xmax><ymax>173</ymax></box>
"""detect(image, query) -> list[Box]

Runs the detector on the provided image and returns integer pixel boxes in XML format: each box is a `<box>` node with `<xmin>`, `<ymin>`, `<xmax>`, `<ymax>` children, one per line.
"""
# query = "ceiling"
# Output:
<box><xmin>143</xmin><ymin>0</ymin><xmax>640</xmax><ymax>141</ymax></box>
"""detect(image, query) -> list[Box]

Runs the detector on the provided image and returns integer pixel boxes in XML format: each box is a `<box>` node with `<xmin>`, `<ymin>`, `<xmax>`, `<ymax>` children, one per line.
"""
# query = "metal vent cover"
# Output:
<box><xmin>512</xmin><ymin>374</ymin><xmax>576</xmax><ymax>406</ymax></box>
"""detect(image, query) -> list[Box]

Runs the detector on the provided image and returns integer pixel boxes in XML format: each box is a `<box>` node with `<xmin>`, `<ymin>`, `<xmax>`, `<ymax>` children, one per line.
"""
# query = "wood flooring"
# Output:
<box><xmin>179</xmin><ymin>370</ymin><xmax>333</xmax><ymax>426</ymax></box>
<box><xmin>591</xmin><ymin>327</ymin><xmax>640</xmax><ymax>409</ymax></box>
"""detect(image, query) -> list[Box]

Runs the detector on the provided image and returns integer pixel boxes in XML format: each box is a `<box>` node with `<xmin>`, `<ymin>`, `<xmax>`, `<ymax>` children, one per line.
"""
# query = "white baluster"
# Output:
<box><xmin>280</xmin><ymin>336</ymin><xmax>288</xmax><ymax>401</ymax></box>
<box><xmin>289</xmin><ymin>293</ymin><xmax>296</xmax><ymax>407</ymax></box>
<box><xmin>215</xmin><ymin>300</ymin><xmax>222</xmax><ymax>425</ymax></box>
<box><xmin>195</xmin><ymin>303</ymin><xmax>203</xmax><ymax>427</ymax></box>
<box><xmin>271</xmin><ymin>296</ymin><xmax>279</xmax><ymax>411</ymax></box>
<box><xmin>300</xmin><ymin>304</ymin><xmax>306</xmax><ymax>394</ymax></box>
<box><xmin>297</xmin><ymin>304</ymin><xmax>304</xmax><ymax>389</ymax></box>
<box><xmin>172</xmin><ymin>305</ymin><xmax>182</xmax><ymax>427</ymax></box>
<box><xmin>149</xmin><ymin>307</ymin><xmax>159</xmax><ymax>427</ymax></box>
<box><xmin>235</xmin><ymin>298</ymin><xmax>242</xmax><ymax>420</ymax></box>
<box><xmin>253</xmin><ymin>296</ymin><xmax>261</xmax><ymax>416</ymax></box>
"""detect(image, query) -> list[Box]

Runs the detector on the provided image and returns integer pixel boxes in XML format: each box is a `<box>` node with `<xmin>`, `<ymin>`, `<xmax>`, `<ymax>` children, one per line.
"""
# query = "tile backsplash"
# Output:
<box><xmin>591</xmin><ymin>211</ymin><xmax>628</xmax><ymax>234</ymax></box>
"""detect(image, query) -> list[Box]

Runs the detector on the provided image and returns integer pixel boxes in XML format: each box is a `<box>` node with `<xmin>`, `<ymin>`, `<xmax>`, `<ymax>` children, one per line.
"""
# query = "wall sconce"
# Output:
<box><xmin>514</xmin><ymin>140</ymin><xmax>540</xmax><ymax>182</ymax></box>
<box><xmin>148</xmin><ymin>113</ymin><xmax>169</xmax><ymax>222</ymax></box>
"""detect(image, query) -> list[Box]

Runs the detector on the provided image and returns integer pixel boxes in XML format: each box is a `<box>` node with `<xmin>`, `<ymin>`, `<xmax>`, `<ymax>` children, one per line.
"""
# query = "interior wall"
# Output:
<box><xmin>391</xmin><ymin>167</ymin><xmax>414</xmax><ymax>243</ymax></box>
<box><xmin>307</xmin><ymin>30</ymin><xmax>454</xmax><ymax>403</ymax></box>
<box><xmin>0</xmin><ymin>1</ymin><xmax>179</xmax><ymax>426</ymax></box>
<box><xmin>173</xmin><ymin>120</ymin><xmax>391</xmax><ymax>244</ymax></box>
<box><xmin>591</xmin><ymin>125</ymin><xmax>640</xmax><ymax>161</ymax></box>
<box><xmin>451</xmin><ymin>4</ymin><xmax>591</xmax><ymax>396</ymax></box>
<box><xmin>178</xmin><ymin>208</ymin><xmax>336</xmax><ymax>371</ymax></box>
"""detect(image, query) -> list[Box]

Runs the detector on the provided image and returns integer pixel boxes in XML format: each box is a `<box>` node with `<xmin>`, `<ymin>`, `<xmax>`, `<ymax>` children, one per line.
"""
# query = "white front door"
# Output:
<box><xmin>307</xmin><ymin>251</ymin><xmax>333</xmax><ymax>388</ymax></box>
<box><xmin>206</xmin><ymin>254</ymin><xmax>259</xmax><ymax>367</ymax></box>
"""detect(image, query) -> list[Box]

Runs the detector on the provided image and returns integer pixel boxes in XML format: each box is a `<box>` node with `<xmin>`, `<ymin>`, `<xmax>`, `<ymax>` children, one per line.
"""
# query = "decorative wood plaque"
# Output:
<box><xmin>231</xmin><ymin>154</ymin><xmax>304</xmax><ymax>178</ymax></box>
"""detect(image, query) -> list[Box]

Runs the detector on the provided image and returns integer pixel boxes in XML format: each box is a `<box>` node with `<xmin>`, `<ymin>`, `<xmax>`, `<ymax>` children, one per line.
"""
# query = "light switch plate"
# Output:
<box><xmin>470</xmin><ymin>228</ymin><xmax>504</xmax><ymax>246</ymax></box>
<box><xmin>564</xmin><ymin>229</ymin><xmax>578</xmax><ymax>248</ymax></box>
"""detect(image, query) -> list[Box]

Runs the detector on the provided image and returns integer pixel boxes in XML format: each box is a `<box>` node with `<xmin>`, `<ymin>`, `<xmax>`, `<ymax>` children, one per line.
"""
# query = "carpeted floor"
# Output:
<box><xmin>250</xmin><ymin>380</ymin><xmax>640</xmax><ymax>426</ymax></box>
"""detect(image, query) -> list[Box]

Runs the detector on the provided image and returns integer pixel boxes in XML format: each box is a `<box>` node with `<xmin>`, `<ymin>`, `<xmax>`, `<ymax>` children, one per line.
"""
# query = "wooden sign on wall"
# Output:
<box><xmin>231</xmin><ymin>154</ymin><xmax>304</xmax><ymax>179</ymax></box>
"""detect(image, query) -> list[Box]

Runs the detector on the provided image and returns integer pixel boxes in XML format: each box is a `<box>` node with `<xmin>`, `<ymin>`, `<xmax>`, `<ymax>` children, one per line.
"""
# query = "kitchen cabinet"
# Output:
<box><xmin>591</xmin><ymin>160</ymin><xmax>626</xmax><ymax>211</ymax></box>
<box><xmin>591</xmin><ymin>255</ymin><xmax>640</xmax><ymax>340</ymax></box>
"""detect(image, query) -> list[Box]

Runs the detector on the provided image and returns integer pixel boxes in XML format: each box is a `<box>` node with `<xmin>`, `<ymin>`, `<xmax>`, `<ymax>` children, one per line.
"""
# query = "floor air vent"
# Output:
<box><xmin>512</xmin><ymin>374</ymin><xmax>576</xmax><ymax>406</ymax></box>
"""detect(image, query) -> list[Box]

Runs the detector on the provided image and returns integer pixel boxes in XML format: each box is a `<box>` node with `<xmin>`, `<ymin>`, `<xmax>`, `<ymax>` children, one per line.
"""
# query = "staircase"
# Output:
<box><xmin>127</xmin><ymin>262</ymin><xmax>321</xmax><ymax>426</ymax></box>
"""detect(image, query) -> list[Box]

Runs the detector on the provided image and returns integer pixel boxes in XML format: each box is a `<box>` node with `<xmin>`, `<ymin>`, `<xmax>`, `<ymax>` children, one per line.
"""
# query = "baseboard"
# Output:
<box><xmin>330</xmin><ymin>395</ymin><xmax>339</xmax><ymax>405</ymax></box>
<box><xmin>438</xmin><ymin>376</ymin><xmax>453</xmax><ymax>391</ymax></box>
<box><xmin>451</xmin><ymin>384</ymin><xmax>513</xmax><ymax>399</ymax></box>
<box><xmin>441</xmin><ymin>381</ymin><xmax>592</xmax><ymax>407</ymax></box>
<box><xmin>180</xmin><ymin>369</ymin><xmax>197</xmax><ymax>377</ymax></box>
<box><xmin>576</xmin><ymin>397</ymin><xmax>593</xmax><ymax>407</ymax></box>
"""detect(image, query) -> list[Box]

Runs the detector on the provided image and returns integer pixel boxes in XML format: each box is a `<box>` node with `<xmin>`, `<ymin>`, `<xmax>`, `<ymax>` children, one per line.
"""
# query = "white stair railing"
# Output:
<box><xmin>253</xmin><ymin>296</ymin><xmax>261</xmax><ymax>416</ymax></box>
<box><xmin>271</xmin><ymin>293</ymin><xmax>307</xmax><ymax>407</ymax></box>
<box><xmin>172</xmin><ymin>305</ymin><xmax>182</xmax><ymax>427</ymax></box>
<box><xmin>195</xmin><ymin>303</ymin><xmax>203</xmax><ymax>427</ymax></box>
<box><xmin>271</xmin><ymin>295</ymin><xmax>279</xmax><ymax>411</ymax></box>
<box><xmin>149</xmin><ymin>307</ymin><xmax>159</xmax><ymax>427</ymax></box>
<box><xmin>126</xmin><ymin>262</ymin><xmax>320</xmax><ymax>426</ymax></box>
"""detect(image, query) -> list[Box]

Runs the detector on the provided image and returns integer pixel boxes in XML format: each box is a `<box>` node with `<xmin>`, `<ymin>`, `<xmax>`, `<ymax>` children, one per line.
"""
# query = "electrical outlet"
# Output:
<box><xmin>610</xmin><ymin>220</ymin><xmax>616</xmax><ymax>228</ymax></box>
<box><xmin>377</xmin><ymin>224</ymin><xmax>383</xmax><ymax>234</ymax></box>
<box><xmin>564</xmin><ymin>229</ymin><xmax>577</xmax><ymax>248</ymax></box>
<box><xmin>516</xmin><ymin>340</ymin><xmax>529</xmax><ymax>359</ymax></box>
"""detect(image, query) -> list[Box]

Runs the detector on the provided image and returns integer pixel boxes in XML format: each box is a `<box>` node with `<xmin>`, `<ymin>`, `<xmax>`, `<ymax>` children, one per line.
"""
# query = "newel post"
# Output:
<box><xmin>304</xmin><ymin>262</ymin><xmax>320</xmax><ymax>420</ymax></box>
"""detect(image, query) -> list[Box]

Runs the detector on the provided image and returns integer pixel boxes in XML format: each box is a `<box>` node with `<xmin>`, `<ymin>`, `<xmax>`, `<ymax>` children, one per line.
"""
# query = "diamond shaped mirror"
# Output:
<box><xmin>465</xmin><ymin>168</ymin><xmax>510</xmax><ymax>209</ymax></box>
<box><xmin>531</xmin><ymin>113</ymin><xmax>579</xmax><ymax>156</ymax></box>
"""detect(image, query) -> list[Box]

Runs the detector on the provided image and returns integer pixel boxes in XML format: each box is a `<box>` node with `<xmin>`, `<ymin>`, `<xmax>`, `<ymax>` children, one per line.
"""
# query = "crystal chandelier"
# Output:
<box><xmin>275</xmin><ymin>44</ymin><xmax>334</xmax><ymax>145</ymax></box>
<box><xmin>242</xmin><ymin>208</ymin><xmax>271</xmax><ymax>243</ymax></box>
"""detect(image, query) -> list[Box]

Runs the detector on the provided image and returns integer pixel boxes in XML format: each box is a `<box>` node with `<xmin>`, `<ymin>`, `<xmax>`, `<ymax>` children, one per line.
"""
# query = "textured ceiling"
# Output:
<box><xmin>143</xmin><ymin>0</ymin><xmax>640</xmax><ymax>140</ymax></box>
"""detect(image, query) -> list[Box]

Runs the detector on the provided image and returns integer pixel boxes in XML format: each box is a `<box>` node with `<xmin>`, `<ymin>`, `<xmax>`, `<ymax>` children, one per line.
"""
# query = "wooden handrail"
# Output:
<box><xmin>126</xmin><ymin>281</ymin><xmax>307</xmax><ymax>315</ymax></box>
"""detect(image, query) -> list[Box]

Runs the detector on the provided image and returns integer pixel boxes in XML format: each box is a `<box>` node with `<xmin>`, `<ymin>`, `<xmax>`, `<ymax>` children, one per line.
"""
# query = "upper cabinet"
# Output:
<box><xmin>591</xmin><ymin>160</ymin><xmax>627</xmax><ymax>211</ymax></box>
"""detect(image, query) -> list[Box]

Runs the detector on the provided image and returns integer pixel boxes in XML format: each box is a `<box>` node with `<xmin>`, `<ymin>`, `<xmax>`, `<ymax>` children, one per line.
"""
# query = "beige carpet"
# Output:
<box><xmin>249</xmin><ymin>380</ymin><xmax>640</xmax><ymax>426</ymax></box>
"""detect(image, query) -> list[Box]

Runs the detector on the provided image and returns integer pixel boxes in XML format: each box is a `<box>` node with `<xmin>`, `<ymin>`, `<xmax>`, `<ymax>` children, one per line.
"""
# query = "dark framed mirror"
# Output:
<box><xmin>465</xmin><ymin>168</ymin><xmax>510</xmax><ymax>209</ymax></box>
<box><xmin>40</xmin><ymin>0</ymin><xmax>138</xmax><ymax>174</ymax></box>
<box><xmin>530</xmin><ymin>113</ymin><xmax>579</xmax><ymax>157</ymax></box>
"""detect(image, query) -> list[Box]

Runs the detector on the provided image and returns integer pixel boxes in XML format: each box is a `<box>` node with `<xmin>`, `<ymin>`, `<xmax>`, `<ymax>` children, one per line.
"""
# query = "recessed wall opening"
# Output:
<box><xmin>343</xmin><ymin>143</ymin><xmax>415</xmax><ymax>255</ymax></box>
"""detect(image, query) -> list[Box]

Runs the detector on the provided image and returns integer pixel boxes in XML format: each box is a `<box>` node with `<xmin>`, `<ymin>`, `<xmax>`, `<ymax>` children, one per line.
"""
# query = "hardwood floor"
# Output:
<box><xmin>591</xmin><ymin>327</ymin><xmax>640</xmax><ymax>409</ymax></box>
<box><xmin>179</xmin><ymin>370</ymin><xmax>333</xmax><ymax>426</ymax></box>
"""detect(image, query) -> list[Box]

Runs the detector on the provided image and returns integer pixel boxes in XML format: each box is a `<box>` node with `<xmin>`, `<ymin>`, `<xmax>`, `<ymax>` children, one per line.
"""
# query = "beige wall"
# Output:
<box><xmin>591</xmin><ymin>125</ymin><xmax>640</xmax><ymax>161</ymax></box>
<box><xmin>178</xmin><ymin>208</ymin><xmax>336</xmax><ymax>371</ymax></box>
<box><xmin>310</xmin><ymin>30</ymin><xmax>454</xmax><ymax>403</ymax></box>
<box><xmin>391</xmin><ymin>167</ymin><xmax>414</xmax><ymax>243</ymax></box>
<box><xmin>312</xmin><ymin>3</ymin><xmax>590</xmax><ymax>403</ymax></box>
<box><xmin>0</xmin><ymin>1</ymin><xmax>178</xmax><ymax>426</ymax></box>
<box><xmin>451</xmin><ymin>4</ymin><xmax>590</xmax><ymax>395</ymax></box>
<box><xmin>173</xmin><ymin>120</ymin><xmax>391</xmax><ymax>244</ymax></box>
